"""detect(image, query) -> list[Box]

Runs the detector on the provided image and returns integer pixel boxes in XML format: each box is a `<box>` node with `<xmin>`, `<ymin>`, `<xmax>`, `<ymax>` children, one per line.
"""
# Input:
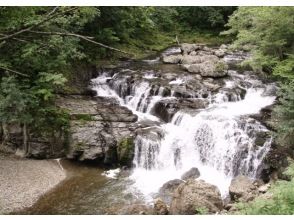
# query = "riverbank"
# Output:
<box><xmin>0</xmin><ymin>152</ymin><xmax>66</xmax><ymax>214</ymax></box>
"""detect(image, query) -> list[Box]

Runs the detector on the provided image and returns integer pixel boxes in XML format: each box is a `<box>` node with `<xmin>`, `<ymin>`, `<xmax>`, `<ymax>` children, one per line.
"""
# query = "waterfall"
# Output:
<box><xmin>131</xmin><ymin>85</ymin><xmax>275</xmax><ymax>198</ymax></box>
<box><xmin>91</xmin><ymin>50</ymin><xmax>276</xmax><ymax>200</ymax></box>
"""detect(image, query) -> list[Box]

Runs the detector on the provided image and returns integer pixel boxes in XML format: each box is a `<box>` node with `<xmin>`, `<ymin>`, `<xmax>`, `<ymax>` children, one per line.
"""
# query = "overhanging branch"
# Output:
<box><xmin>28</xmin><ymin>30</ymin><xmax>131</xmax><ymax>55</ymax></box>
<box><xmin>0</xmin><ymin>7</ymin><xmax>78</xmax><ymax>42</ymax></box>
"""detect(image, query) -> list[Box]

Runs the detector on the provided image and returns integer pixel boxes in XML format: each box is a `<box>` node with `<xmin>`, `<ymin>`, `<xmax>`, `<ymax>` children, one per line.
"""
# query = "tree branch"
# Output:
<box><xmin>28</xmin><ymin>30</ymin><xmax>131</xmax><ymax>55</ymax></box>
<box><xmin>0</xmin><ymin>66</ymin><xmax>29</xmax><ymax>77</ymax></box>
<box><xmin>0</xmin><ymin>33</ymin><xmax>29</xmax><ymax>43</ymax></box>
<box><xmin>0</xmin><ymin>7</ymin><xmax>78</xmax><ymax>42</ymax></box>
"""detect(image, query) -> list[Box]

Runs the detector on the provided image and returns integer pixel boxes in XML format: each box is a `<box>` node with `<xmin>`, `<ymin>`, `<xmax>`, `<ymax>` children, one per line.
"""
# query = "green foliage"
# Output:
<box><xmin>117</xmin><ymin>137</ymin><xmax>135</xmax><ymax>166</ymax></box>
<box><xmin>0</xmin><ymin>7</ymin><xmax>97</xmax><ymax>144</ymax></box>
<box><xmin>195</xmin><ymin>207</ymin><xmax>209</xmax><ymax>215</ymax></box>
<box><xmin>0</xmin><ymin>6</ymin><xmax>235</xmax><ymax>153</ymax></box>
<box><xmin>223</xmin><ymin>7</ymin><xmax>294</xmax><ymax>75</ymax></box>
<box><xmin>236</xmin><ymin>162</ymin><xmax>294</xmax><ymax>215</ymax></box>
<box><xmin>176</xmin><ymin>7</ymin><xmax>236</xmax><ymax>30</ymax></box>
<box><xmin>273</xmin><ymin>82</ymin><xmax>294</xmax><ymax>149</ymax></box>
<box><xmin>223</xmin><ymin>6</ymin><xmax>294</xmax><ymax>150</ymax></box>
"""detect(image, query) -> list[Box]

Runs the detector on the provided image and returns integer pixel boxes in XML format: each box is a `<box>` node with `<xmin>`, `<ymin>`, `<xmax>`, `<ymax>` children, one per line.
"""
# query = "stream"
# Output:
<box><xmin>17</xmin><ymin>46</ymin><xmax>277</xmax><ymax>214</ymax></box>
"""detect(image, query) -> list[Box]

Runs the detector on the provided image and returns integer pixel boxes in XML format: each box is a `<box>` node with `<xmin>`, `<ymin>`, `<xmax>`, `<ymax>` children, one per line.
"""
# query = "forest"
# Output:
<box><xmin>0</xmin><ymin>6</ymin><xmax>293</xmax><ymax>215</ymax></box>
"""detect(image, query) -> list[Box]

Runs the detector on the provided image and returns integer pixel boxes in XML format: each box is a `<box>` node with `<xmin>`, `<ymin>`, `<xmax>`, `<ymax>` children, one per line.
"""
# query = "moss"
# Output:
<box><xmin>195</xmin><ymin>207</ymin><xmax>209</xmax><ymax>215</ymax></box>
<box><xmin>117</xmin><ymin>137</ymin><xmax>135</xmax><ymax>167</ymax></box>
<box><xmin>72</xmin><ymin>114</ymin><xmax>94</xmax><ymax>122</ymax></box>
<box><xmin>74</xmin><ymin>142</ymin><xmax>87</xmax><ymax>151</ymax></box>
<box><xmin>215</xmin><ymin>61</ymin><xmax>228</xmax><ymax>72</ymax></box>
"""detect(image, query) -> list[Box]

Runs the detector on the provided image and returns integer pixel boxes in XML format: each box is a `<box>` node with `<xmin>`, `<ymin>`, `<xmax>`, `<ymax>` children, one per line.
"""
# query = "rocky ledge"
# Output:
<box><xmin>1</xmin><ymin>95</ymin><xmax>139</xmax><ymax>166</ymax></box>
<box><xmin>162</xmin><ymin>43</ymin><xmax>229</xmax><ymax>77</ymax></box>
<box><xmin>56</xmin><ymin>95</ymin><xmax>138</xmax><ymax>165</ymax></box>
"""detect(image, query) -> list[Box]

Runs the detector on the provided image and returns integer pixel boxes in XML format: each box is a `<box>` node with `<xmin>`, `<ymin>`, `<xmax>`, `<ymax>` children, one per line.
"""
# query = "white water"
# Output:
<box><xmin>91</xmin><ymin>52</ymin><xmax>276</xmax><ymax>201</ymax></box>
<box><xmin>131</xmin><ymin>87</ymin><xmax>275</xmax><ymax>198</ymax></box>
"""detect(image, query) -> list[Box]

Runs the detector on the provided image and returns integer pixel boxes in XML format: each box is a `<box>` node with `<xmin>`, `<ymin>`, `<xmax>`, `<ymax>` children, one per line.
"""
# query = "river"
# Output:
<box><xmin>17</xmin><ymin>45</ymin><xmax>276</xmax><ymax>214</ymax></box>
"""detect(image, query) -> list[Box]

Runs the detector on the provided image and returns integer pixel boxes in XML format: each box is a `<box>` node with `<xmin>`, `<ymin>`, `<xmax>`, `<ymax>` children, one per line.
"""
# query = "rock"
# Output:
<box><xmin>186</xmin><ymin>64</ymin><xmax>201</xmax><ymax>74</ymax></box>
<box><xmin>181</xmin><ymin>43</ymin><xmax>202</xmax><ymax>54</ymax></box>
<box><xmin>258</xmin><ymin>183</ymin><xmax>271</xmax><ymax>193</ymax></box>
<box><xmin>181</xmin><ymin>55</ymin><xmax>202</xmax><ymax>65</ymax></box>
<box><xmin>120</xmin><ymin>204</ymin><xmax>153</xmax><ymax>215</ymax></box>
<box><xmin>170</xmin><ymin>179</ymin><xmax>223</xmax><ymax>214</ymax></box>
<box><xmin>57</xmin><ymin>95</ymin><xmax>138</xmax><ymax>164</ymax></box>
<box><xmin>220</xmin><ymin>44</ymin><xmax>228</xmax><ymax>50</ymax></box>
<box><xmin>153</xmin><ymin>198</ymin><xmax>169</xmax><ymax>215</ymax></box>
<box><xmin>186</xmin><ymin>61</ymin><xmax>228</xmax><ymax>78</ymax></box>
<box><xmin>214</xmin><ymin>49</ymin><xmax>226</xmax><ymax>58</ymax></box>
<box><xmin>117</xmin><ymin>137</ymin><xmax>135</xmax><ymax>167</ymax></box>
<box><xmin>181</xmin><ymin>167</ymin><xmax>200</xmax><ymax>180</ymax></box>
<box><xmin>190</xmin><ymin>51</ymin><xmax>197</xmax><ymax>56</ymax></box>
<box><xmin>158</xmin><ymin>179</ymin><xmax>184</xmax><ymax>204</ymax></box>
<box><xmin>202</xmin><ymin>81</ymin><xmax>221</xmax><ymax>91</ymax></box>
<box><xmin>229</xmin><ymin>175</ymin><xmax>258</xmax><ymax>202</ymax></box>
<box><xmin>162</xmin><ymin>54</ymin><xmax>183</xmax><ymax>64</ymax></box>
<box><xmin>152</xmin><ymin>99</ymin><xmax>208</xmax><ymax>123</ymax></box>
<box><xmin>200</xmin><ymin>55</ymin><xmax>219</xmax><ymax>63</ymax></box>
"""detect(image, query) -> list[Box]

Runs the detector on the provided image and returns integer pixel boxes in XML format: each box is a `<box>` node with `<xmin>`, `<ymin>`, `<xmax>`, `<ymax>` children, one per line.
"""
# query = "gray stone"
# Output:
<box><xmin>229</xmin><ymin>175</ymin><xmax>258</xmax><ymax>202</ymax></box>
<box><xmin>158</xmin><ymin>179</ymin><xmax>184</xmax><ymax>204</ymax></box>
<box><xmin>181</xmin><ymin>43</ymin><xmax>202</xmax><ymax>54</ymax></box>
<box><xmin>181</xmin><ymin>55</ymin><xmax>202</xmax><ymax>64</ymax></box>
<box><xmin>153</xmin><ymin>198</ymin><xmax>169</xmax><ymax>215</ymax></box>
<box><xmin>214</xmin><ymin>49</ymin><xmax>226</xmax><ymax>57</ymax></box>
<box><xmin>162</xmin><ymin>54</ymin><xmax>183</xmax><ymax>64</ymax></box>
<box><xmin>181</xmin><ymin>167</ymin><xmax>200</xmax><ymax>181</ymax></box>
<box><xmin>170</xmin><ymin>179</ymin><xmax>223</xmax><ymax>214</ymax></box>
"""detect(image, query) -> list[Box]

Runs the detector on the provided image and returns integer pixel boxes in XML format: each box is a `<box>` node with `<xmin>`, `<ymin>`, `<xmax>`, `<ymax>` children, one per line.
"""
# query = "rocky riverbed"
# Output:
<box><xmin>0</xmin><ymin>152</ymin><xmax>66</xmax><ymax>214</ymax></box>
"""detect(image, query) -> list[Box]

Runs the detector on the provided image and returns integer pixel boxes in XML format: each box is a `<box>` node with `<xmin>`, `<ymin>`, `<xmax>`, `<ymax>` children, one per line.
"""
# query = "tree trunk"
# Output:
<box><xmin>2</xmin><ymin>123</ymin><xmax>9</xmax><ymax>145</ymax></box>
<box><xmin>23</xmin><ymin>123</ymin><xmax>29</xmax><ymax>156</ymax></box>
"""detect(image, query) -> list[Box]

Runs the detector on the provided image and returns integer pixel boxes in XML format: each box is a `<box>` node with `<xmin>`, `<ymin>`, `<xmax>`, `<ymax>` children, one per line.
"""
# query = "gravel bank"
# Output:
<box><xmin>0</xmin><ymin>153</ymin><xmax>66</xmax><ymax>214</ymax></box>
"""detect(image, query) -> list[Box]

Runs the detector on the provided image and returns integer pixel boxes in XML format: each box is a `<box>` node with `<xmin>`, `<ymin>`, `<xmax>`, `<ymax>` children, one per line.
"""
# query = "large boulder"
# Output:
<box><xmin>153</xmin><ymin>198</ymin><xmax>169</xmax><ymax>215</ymax></box>
<box><xmin>186</xmin><ymin>61</ymin><xmax>228</xmax><ymax>78</ymax></box>
<box><xmin>181</xmin><ymin>55</ymin><xmax>202</xmax><ymax>64</ymax></box>
<box><xmin>152</xmin><ymin>99</ymin><xmax>209</xmax><ymax>123</ymax></box>
<box><xmin>162</xmin><ymin>54</ymin><xmax>183</xmax><ymax>64</ymax></box>
<box><xmin>170</xmin><ymin>179</ymin><xmax>223</xmax><ymax>214</ymax></box>
<box><xmin>181</xmin><ymin>43</ymin><xmax>202</xmax><ymax>55</ymax></box>
<box><xmin>158</xmin><ymin>179</ymin><xmax>184</xmax><ymax>204</ymax></box>
<box><xmin>181</xmin><ymin>167</ymin><xmax>200</xmax><ymax>181</ymax></box>
<box><xmin>229</xmin><ymin>175</ymin><xmax>258</xmax><ymax>202</ymax></box>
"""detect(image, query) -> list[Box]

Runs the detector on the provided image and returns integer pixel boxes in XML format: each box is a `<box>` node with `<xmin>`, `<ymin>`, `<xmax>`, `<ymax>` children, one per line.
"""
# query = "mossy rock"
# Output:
<box><xmin>215</xmin><ymin>61</ymin><xmax>228</xmax><ymax>72</ymax></box>
<box><xmin>117</xmin><ymin>137</ymin><xmax>135</xmax><ymax>167</ymax></box>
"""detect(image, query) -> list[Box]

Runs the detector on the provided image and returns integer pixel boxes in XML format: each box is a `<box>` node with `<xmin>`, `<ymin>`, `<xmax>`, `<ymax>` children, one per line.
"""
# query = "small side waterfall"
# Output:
<box><xmin>91</xmin><ymin>48</ymin><xmax>276</xmax><ymax>199</ymax></box>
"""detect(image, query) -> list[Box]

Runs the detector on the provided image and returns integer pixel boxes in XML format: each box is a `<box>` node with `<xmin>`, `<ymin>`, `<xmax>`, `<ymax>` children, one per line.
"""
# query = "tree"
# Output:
<box><xmin>223</xmin><ymin>6</ymin><xmax>294</xmax><ymax>152</ymax></box>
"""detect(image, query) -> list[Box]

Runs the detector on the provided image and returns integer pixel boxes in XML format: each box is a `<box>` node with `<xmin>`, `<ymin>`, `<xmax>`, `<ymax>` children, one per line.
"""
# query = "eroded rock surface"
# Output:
<box><xmin>170</xmin><ymin>179</ymin><xmax>223</xmax><ymax>214</ymax></box>
<box><xmin>57</xmin><ymin>95</ymin><xmax>138</xmax><ymax>164</ymax></box>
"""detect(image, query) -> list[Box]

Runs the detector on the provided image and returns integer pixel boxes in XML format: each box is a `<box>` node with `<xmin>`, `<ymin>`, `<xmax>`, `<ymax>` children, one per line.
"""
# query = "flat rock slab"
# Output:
<box><xmin>0</xmin><ymin>154</ymin><xmax>66</xmax><ymax>214</ymax></box>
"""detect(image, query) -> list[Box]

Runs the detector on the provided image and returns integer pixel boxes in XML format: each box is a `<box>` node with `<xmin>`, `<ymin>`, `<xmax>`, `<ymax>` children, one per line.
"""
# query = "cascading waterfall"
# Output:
<box><xmin>131</xmin><ymin>87</ymin><xmax>275</xmax><ymax>198</ymax></box>
<box><xmin>91</xmin><ymin>49</ymin><xmax>276</xmax><ymax>200</ymax></box>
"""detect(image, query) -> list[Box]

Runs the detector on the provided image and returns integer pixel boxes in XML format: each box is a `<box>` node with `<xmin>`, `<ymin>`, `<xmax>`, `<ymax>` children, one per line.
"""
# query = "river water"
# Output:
<box><xmin>18</xmin><ymin>46</ymin><xmax>276</xmax><ymax>214</ymax></box>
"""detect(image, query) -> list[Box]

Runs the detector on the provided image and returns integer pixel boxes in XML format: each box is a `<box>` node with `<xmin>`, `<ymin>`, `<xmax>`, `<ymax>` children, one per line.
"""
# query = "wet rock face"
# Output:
<box><xmin>56</xmin><ymin>95</ymin><xmax>138</xmax><ymax>164</ymax></box>
<box><xmin>170</xmin><ymin>179</ymin><xmax>223</xmax><ymax>214</ymax></box>
<box><xmin>229</xmin><ymin>175</ymin><xmax>258</xmax><ymax>202</ymax></box>
<box><xmin>152</xmin><ymin>99</ymin><xmax>209</xmax><ymax>123</ymax></box>
<box><xmin>153</xmin><ymin>198</ymin><xmax>169</xmax><ymax>215</ymax></box>
<box><xmin>158</xmin><ymin>179</ymin><xmax>184</xmax><ymax>204</ymax></box>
